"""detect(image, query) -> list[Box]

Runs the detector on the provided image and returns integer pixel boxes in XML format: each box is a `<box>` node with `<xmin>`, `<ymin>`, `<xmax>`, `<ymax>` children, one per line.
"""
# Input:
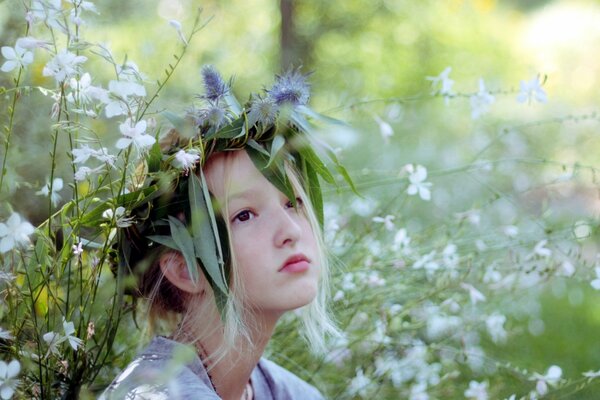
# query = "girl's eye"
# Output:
<box><xmin>233</xmin><ymin>210</ymin><xmax>255</xmax><ymax>223</ymax></box>
<box><xmin>286</xmin><ymin>197</ymin><xmax>304</xmax><ymax>209</ymax></box>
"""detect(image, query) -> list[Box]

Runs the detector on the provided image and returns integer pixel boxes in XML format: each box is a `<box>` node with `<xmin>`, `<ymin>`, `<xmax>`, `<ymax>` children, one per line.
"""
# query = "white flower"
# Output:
<box><xmin>374</xmin><ymin>115</ymin><xmax>393</xmax><ymax>143</ymax></box>
<box><xmin>103</xmin><ymin>80</ymin><xmax>146</xmax><ymax>118</ymax></box>
<box><xmin>66</xmin><ymin>73</ymin><xmax>106</xmax><ymax>106</ymax></box>
<box><xmin>426</xmin><ymin>66</ymin><xmax>454</xmax><ymax>102</ymax></box>
<box><xmin>529</xmin><ymin>239</ymin><xmax>551</xmax><ymax>259</ymax></box>
<box><xmin>405</xmin><ymin>164</ymin><xmax>432</xmax><ymax>201</ymax></box>
<box><xmin>0</xmin><ymin>359</ymin><xmax>20</xmax><ymax>399</ymax></box>
<box><xmin>503</xmin><ymin>225</ymin><xmax>519</xmax><ymax>237</ymax></box>
<box><xmin>171</xmin><ymin>149</ymin><xmax>200</xmax><ymax>173</ymax></box>
<box><xmin>169</xmin><ymin>19</ymin><xmax>188</xmax><ymax>45</ymax></box>
<box><xmin>116</xmin><ymin>118</ymin><xmax>155</xmax><ymax>152</ymax></box>
<box><xmin>372</xmin><ymin>214</ymin><xmax>395</xmax><ymax>231</ymax></box>
<box><xmin>1</xmin><ymin>45</ymin><xmax>34</xmax><ymax>72</ymax></box>
<box><xmin>0</xmin><ymin>213</ymin><xmax>35</xmax><ymax>253</ymax></box>
<box><xmin>43</xmin><ymin>319</ymin><xmax>83</xmax><ymax>356</ymax></box>
<box><xmin>15</xmin><ymin>36</ymin><xmax>51</xmax><ymax>50</ymax></box>
<box><xmin>72</xmin><ymin>145</ymin><xmax>115</xmax><ymax>166</ymax></box>
<box><xmin>460</xmin><ymin>283</ymin><xmax>486</xmax><ymax>305</ymax></box>
<box><xmin>366</xmin><ymin>271</ymin><xmax>385</xmax><ymax>288</ymax></box>
<box><xmin>517</xmin><ymin>76</ymin><xmax>547</xmax><ymax>104</ymax></box>
<box><xmin>72</xmin><ymin>242</ymin><xmax>83</xmax><ymax>256</ymax></box>
<box><xmin>62</xmin><ymin>319</ymin><xmax>83</xmax><ymax>351</ymax></box>
<box><xmin>103</xmin><ymin>207</ymin><xmax>134</xmax><ymax>228</ymax></box>
<box><xmin>409</xmin><ymin>382</ymin><xmax>429</xmax><ymax>400</ymax></box>
<box><xmin>591</xmin><ymin>267</ymin><xmax>600</xmax><ymax>290</ymax></box>
<box><xmin>583</xmin><ymin>369</ymin><xmax>600</xmax><ymax>379</ymax></box>
<box><xmin>74</xmin><ymin>166</ymin><xmax>102</xmax><ymax>182</ymax></box>
<box><xmin>392</xmin><ymin>228</ymin><xmax>412</xmax><ymax>255</ymax></box>
<box><xmin>28</xmin><ymin>0</ymin><xmax>63</xmax><ymax>29</ymax></box>
<box><xmin>464</xmin><ymin>380</ymin><xmax>488</xmax><ymax>400</ymax></box>
<box><xmin>532</xmin><ymin>365</ymin><xmax>562</xmax><ymax>395</ymax></box>
<box><xmin>35</xmin><ymin>178</ymin><xmax>63</xmax><ymax>207</ymax></box>
<box><xmin>470</xmin><ymin>78</ymin><xmax>495</xmax><ymax>119</ymax></box>
<box><xmin>486</xmin><ymin>313</ymin><xmax>507</xmax><ymax>344</ymax></box>
<box><xmin>42</xmin><ymin>50</ymin><xmax>87</xmax><ymax>82</ymax></box>
<box><xmin>348</xmin><ymin>368</ymin><xmax>372</xmax><ymax>398</ymax></box>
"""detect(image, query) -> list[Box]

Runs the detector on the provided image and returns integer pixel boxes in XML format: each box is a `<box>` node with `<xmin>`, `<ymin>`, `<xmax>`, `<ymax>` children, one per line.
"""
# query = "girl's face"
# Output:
<box><xmin>204</xmin><ymin>150</ymin><xmax>320</xmax><ymax>317</ymax></box>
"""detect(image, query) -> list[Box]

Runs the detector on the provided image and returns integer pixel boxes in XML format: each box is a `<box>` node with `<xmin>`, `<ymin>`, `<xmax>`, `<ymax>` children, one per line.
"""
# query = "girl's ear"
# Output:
<box><xmin>159</xmin><ymin>252</ymin><xmax>205</xmax><ymax>294</ymax></box>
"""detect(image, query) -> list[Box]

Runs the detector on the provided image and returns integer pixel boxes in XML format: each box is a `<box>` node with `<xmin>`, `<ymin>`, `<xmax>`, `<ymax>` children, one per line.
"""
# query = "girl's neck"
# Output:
<box><xmin>194</xmin><ymin>312</ymin><xmax>280</xmax><ymax>400</ymax></box>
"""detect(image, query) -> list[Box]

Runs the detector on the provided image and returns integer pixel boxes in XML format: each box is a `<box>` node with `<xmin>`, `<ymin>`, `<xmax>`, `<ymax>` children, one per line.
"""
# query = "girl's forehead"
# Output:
<box><xmin>204</xmin><ymin>150</ymin><xmax>268</xmax><ymax>200</ymax></box>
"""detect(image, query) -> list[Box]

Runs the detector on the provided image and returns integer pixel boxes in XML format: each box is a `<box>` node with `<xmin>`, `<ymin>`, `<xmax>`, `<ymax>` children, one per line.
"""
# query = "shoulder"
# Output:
<box><xmin>254</xmin><ymin>358</ymin><xmax>325</xmax><ymax>400</ymax></box>
<box><xmin>100</xmin><ymin>337</ymin><xmax>219</xmax><ymax>400</ymax></box>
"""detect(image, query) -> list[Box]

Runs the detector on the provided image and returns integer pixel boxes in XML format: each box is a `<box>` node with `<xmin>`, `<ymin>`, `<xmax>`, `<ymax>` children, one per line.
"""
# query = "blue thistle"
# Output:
<box><xmin>187</xmin><ymin>103</ymin><xmax>228</xmax><ymax>131</ymax></box>
<box><xmin>267</xmin><ymin>69</ymin><xmax>311</xmax><ymax>106</ymax></box>
<box><xmin>200</xmin><ymin>65</ymin><xmax>229</xmax><ymax>101</ymax></box>
<box><xmin>247</xmin><ymin>95</ymin><xmax>278</xmax><ymax>126</ymax></box>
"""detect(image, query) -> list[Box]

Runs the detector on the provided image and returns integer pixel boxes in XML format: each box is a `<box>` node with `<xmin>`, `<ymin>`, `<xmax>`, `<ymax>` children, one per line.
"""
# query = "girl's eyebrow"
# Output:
<box><xmin>227</xmin><ymin>187</ymin><xmax>261</xmax><ymax>203</ymax></box>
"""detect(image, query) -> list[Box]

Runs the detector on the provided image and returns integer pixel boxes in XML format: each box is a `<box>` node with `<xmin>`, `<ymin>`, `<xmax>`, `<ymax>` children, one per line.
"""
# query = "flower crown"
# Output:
<box><xmin>94</xmin><ymin>66</ymin><xmax>356</xmax><ymax>315</ymax></box>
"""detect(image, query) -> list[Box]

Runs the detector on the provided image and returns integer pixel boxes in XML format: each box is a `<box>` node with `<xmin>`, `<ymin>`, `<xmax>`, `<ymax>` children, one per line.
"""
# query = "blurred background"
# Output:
<box><xmin>1</xmin><ymin>0</ymin><xmax>600</xmax><ymax>398</ymax></box>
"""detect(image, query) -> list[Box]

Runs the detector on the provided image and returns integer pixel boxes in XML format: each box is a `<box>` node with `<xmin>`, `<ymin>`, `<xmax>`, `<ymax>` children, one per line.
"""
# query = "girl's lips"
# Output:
<box><xmin>279</xmin><ymin>254</ymin><xmax>310</xmax><ymax>273</ymax></box>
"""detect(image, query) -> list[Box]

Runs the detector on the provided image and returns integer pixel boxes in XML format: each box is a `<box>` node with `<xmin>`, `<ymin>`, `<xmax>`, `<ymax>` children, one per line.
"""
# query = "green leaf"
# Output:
<box><xmin>205</xmin><ymin>117</ymin><xmax>244</xmax><ymax>140</ymax></box>
<box><xmin>304</xmin><ymin>161</ymin><xmax>324</xmax><ymax>228</ymax></box>
<box><xmin>225</xmin><ymin>92</ymin><xmax>242</xmax><ymax>116</ymax></box>
<box><xmin>188</xmin><ymin>173</ymin><xmax>227</xmax><ymax>294</ymax></box>
<box><xmin>246</xmin><ymin>145</ymin><xmax>295</xmax><ymax>203</ymax></box>
<box><xmin>246</xmin><ymin>139</ymin><xmax>270</xmax><ymax>157</ymax></box>
<box><xmin>167</xmin><ymin>216</ymin><xmax>199</xmax><ymax>284</ymax></box>
<box><xmin>266</xmin><ymin>134</ymin><xmax>285</xmax><ymax>168</ymax></box>
<box><xmin>297</xmin><ymin>140</ymin><xmax>335</xmax><ymax>185</ymax></box>
<box><xmin>146</xmin><ymin>235</ymin><xmax>179</xmax><ymax>251</ymax></box>
<box><xmin>162</xmin><ymin>110</ymin><xmax>195</xmax><ymax>138</ymax></box>
<box><xmin>147</xmin><ymin>141</ymin><xmax>163</xmax><ymax>173</ymax></box>
<box><xmin>296</xmin><ymin>105</ymin><xmax>348</xmax><ymax>126</ymax></box>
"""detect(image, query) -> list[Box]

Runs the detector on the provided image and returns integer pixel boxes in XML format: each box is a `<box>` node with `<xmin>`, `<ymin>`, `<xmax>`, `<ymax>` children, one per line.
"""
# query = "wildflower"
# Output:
<box><xmin>0</xmin><ymin>359</ymin><xmax>20</xmax><ymax>399</ymax></box>
<box><xmin>28</xmin><ymin>0</ymin><xmax>62</xmax><ymax>29</ymax></box>
<box><xmin>169</xmin><ymin>20</ymin><xmax>188</xmax><ymax>45</ymax></box>
<box><xmin>502</xmin><ymin>225</ymin><xmax>519</xmax><ymax>237</ymax></box>
<box><xmin>332</xmin><ymin>290</ymin><xmax>344</xmax><ymax>302</ymax></box>
<box><xmin>405</xmin><ymin>164</ymin><xmax>432</xmax><ymax>201</ymax></box>
<box><xmin>529</xmin><ymin>239</ymin><xmax>551</xmax><ymax>259</ymax></box>
<box><xmin>116</xmin><ymin>118</ymin><xmax>155</xmax><ymax>152</ymax></box>
<box><xmin>72</xmin><ymin>144</ymin><xmax>113</xmax><ymax>165</ymax></box>
<box><xmin>531</xmin><ymin>365</ymin><xmax>562</xmax><ymax>395</ymax></box>
<box><xmin>409</xmin><ymin>383</ymin><xmax>429</xmax><ymax>400</ymax></box>
<box><xmin>42</xmin><ymin>50</ymin><xmax>87</xmax><ymax>83</ymax></box>
<box><xmin>247</xmin><ymin>95</ymin><xmax>278</xmax><ymax>126</ymax></box>
<box><xmin>62</xmin><ymin>320</ymin><xmax>83</xmax><ymax>351</ymax></box>
<box><xmin>1</xmin><ymin>45</ymin><xmax>34</xmax><ymax>72</ymax></box>
<box><xmin>74</xmin><ymin>166</ymin><xmax>102</xmax><ymax>182</ymax></box>
<box><xmin>426</xmin><ymin>66</ymin><xmax>454</xmax><ymax>101</ymax></box>
<box><xmin>14</xmin><ymin>36</ymin><xmax>50</xmax><ymax>50</ymax></box>
<box><xmin>0</xmin><ymin>213</ymin><xmax>35</xmax><ymax>253</ymax></box>
<box><xmin>103</xmin><ymin>80</ymin><xmax>146</xmax><ymax>118</ymax></box>
<box><xmin>171</xmin><ymin>149</ymin><xmax>200</xmax><ymax>174</ymax></box>
<box><xmin>373</xmin><ymin>115</ymin><xmax>393</xmax><ymax>143</ymax></box>
<box><xmin>366</xmin><ymin>271</ymin><xmax>385</xmax><ymax>288</ymax></box>
<box><xmin>464</xmin><ymin>380</ymin><xmax>488</xmax><ymax>400</ymax></box>
<box><xmin>42</xmin><ymin>331</ymin><xmax>63</xmax><ymax>356</ymax></box>
<box><xmin>591</xmin><ymin>267</ymin><xmax>600</xmax><ymax>290</ymax></box>
<box><xmin>517</xmin><ymin>75</ymin><xmax>547</xmax><ymax>104</ymax></box>
<box><xmin>200</xmin><ymin>65</ymin><xmax>229</xmax><ymax>101</ymax></box>
<box><xmin>460</xmin><ymin>283</ymin><xmax>486</xmax><ymax>305</ymax></box>
<box><xmin>66</xmin><ymin>73</ymin><xmax>106</xmax><ymax>106</ymax></box>
<box><xmin>35</xmin><ymin>178</ymin><xmax>63</xmax><ymax>207</ymax></box>
<box><xmin>72</xmin><ymin>242</ymin><xmax>83</xmax><ymax>256</ymax></box>
<box><xmin>372</xmin><ymin>215</ymin><xmax>395</xmax><ymax>231</ymax></box>
<box><xmin>486</xmin><ymin>313</ymin><xmax>507</xmax><ymax>343</ymax></box>
<box><xmin>392</xmin><ymin>228</ymin><xmax>412</xmax><ymax>255</ymax></box>
<box><xmin>470</xmin><ymin>78</ymin><xmax>495</xmax><ymax>119</ymax></box>
<box><xmin>583</xmin><ymin>369</ymin><xmax>600</xmax><ymax>379</ymax></box>
<box><xmin>103</xmin><ymin>207</ymin><xmax>134</xmax><ymax>228</ymax></box>
<box><xmin>267</xmin><ymin>69</ymin><xmax>311</xmax><ymax>106</ymax></box>
<box><xmin>116</xmin><ymin>61</ymin><xmax>146</xmax><ymax>82</ymax></box>
<box><xmin>348</xmin><ymin>368</ymin><xmax>372</xmax><ymax>398</ymax></box>
<box><xmin>86</xmin><ymin>322</ymin><xmax>95</xmax><ymax>340</ymax></box>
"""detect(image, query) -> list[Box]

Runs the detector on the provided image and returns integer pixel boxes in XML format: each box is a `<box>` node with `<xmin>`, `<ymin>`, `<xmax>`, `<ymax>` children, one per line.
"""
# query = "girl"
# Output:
<box><xmin>101</xmin><ymin>67</ymin><xmax>350</xmax><ymax>399</ymax></box>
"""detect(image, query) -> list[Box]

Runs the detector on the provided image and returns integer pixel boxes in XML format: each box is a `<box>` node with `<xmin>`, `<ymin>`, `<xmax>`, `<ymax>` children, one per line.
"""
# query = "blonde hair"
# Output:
<box><xmin>139</xmin><ymin>149</ymin><xmax>338</xmax><ymax>364</ymax></box>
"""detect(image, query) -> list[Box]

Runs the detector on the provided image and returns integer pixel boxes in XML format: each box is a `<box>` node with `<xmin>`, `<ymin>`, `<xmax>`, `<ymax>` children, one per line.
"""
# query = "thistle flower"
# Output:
<box><xmin>267</xmin><ymin>69</ymin><xmax>311</xmax><ymax>106</ymax></box>
<box><xmin>200</xmin><ymin>65</ymin><xmax>229</xmax><ymax>101</ymax></box>
<box><xmin>247</xmin><ymin>95</ymin><xmax>278</xmax><ymax>126</ymax></box>
<box><xmin>188</xmin><ymin>104</ymin><xmax>228</xmax><ymax>130</ymax></box>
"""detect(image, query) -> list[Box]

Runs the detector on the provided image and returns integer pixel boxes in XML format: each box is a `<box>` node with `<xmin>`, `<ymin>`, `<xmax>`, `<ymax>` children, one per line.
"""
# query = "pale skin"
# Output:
<box><xmin>159</xmin><ymin>150</ymin><xmax>320</xmax><ymax>400</ymax></box>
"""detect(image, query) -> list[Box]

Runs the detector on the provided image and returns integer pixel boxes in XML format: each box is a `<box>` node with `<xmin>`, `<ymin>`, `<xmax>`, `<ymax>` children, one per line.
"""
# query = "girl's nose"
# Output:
<box><xmin>273</xmin><ymin>206</ymin><xmax>303</xmax><ymax>248</ymax></box>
